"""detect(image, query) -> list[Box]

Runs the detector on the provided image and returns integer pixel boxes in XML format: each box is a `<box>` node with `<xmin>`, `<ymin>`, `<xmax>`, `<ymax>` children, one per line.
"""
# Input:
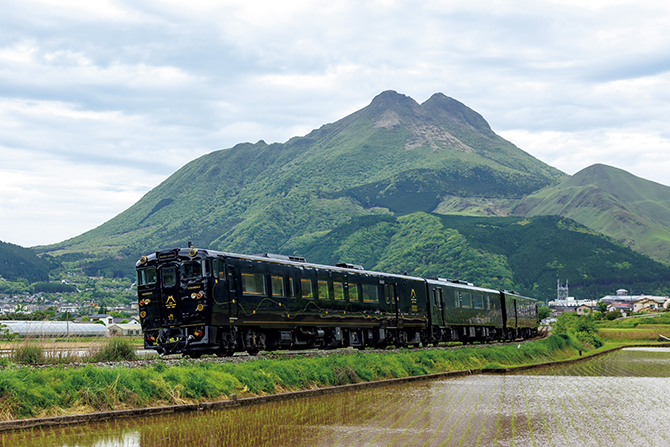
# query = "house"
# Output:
<box><xmin>576</xmin><ymin>304</ymin><xmax>592</xmax><ymax>316</ymax></box>
<box><xmin>633</xmin><ymin>298</ymin><xmax>660</xmax><ymax>313</ymax></box>
<box><xmin>108</xmin><ymin>324</ymin><xmax>143</xmax><ymax>336</ymax></box>
<box><xmin>89</xmin><ymin>314</ymin><xmax>114</xmax><ymax>325</ymax></box>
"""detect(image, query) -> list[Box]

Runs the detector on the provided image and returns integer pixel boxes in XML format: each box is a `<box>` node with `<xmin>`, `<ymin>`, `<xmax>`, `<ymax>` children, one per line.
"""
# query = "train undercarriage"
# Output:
<box><xmin>144</xmin><ymin>323</ymin><xmax>538</xmax><ymax>358</ymax></box>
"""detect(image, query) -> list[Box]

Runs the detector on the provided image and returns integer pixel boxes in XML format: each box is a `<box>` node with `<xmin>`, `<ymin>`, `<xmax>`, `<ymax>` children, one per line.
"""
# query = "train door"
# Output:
<box><xmin>429</xmin><ymin>288</ymin><xmax>444</xmax><ymax>327</ymax></box>
<box><xmin>159</xmin><ymin>265</ymin><xmax>181</xmax><ymax>326</ymax></box>
<box><xmin>439</xmin><ymin>288</ymin><xmax>447</xmax><ymax>325</ymax></box>
<box><xmin>227</xmin><ymin>264</ymin><xmax>239</xmax><ymax>319</ymax></box>
<box><xmin>384</xmin><ymin>282</ymin><xmax>398</xmax><ymax>326</ymax></box>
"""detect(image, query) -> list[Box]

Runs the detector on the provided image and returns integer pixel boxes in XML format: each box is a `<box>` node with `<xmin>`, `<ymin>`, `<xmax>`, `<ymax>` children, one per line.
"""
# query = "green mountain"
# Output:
<box><xmin>38</xmin><ymin>91</ymin><xmax>565</xmax><ymax>263</ymax></box>
<box><xmin>514</xmin><ymin>164</ymin><xmax>670</xmax><ymax>263</ymax></box>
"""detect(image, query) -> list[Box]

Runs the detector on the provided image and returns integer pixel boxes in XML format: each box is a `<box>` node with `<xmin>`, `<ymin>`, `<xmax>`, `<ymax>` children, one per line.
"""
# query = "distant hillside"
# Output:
<box><xmin>37</xmin><ymin>91</ymin><xmax>565</xmax><ymax>270</ymax></box>
<box><xmin>0</xmin><ymin>241</ymin><xmax>52</xmax><ymax>282</ymax></box>
<box><xmin>294</xmin><ymin>213</ymin><xmax>670</xmax><ymax>301</ymax></box>
<box><xmin>514</xmin><ymin>164</ymin><xmax>670</xmax><ymax>264</ymax></box>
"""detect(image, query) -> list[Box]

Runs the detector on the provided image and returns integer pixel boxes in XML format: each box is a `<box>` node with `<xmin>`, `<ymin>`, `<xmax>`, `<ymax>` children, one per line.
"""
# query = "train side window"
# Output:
<box><xmin>242</xmin><ymin>273</ymin><xmax>266</xmax><ymax>296</ymax></box>
<box><xmin>213</xmin><ymin>260</ymin><xmax>224</xmax><ymax>279</ymax></box>
<box><xmin>318</xmin><ymin>280</ymin><xmax>330</xmax><ymax>300</ymax></box>
<box><xmin>473</xmin><ymin>293</ymin><xmax>484</xmax><ymax>309</ymax></box>
<box><xmin>301</xmin><ymin>278</ymin><xmax>314</xmax><ymax>299</ymax></box>
<box><xmin>333</xmin><ymin>282</ymin><xmax>344</xmax><ymax>300</ymax></box>
<box><xmin>348</xmin><ymin>283</ymin><xmax>360</xmax><ymax>302</ymax></box>
<box><xmin>461</xmin><ymin>292</ymin><xmax>472</xmax><ymax>308</ymax></box>
<box><xmin>289</xmin><ymin>277</ymin><xmax>296</xmax><ymax>298</ymax></box>
<box><xmin>362</xmin><ymin>284</ymin><xmax>378</xmax><ymax>303</ymax></box>
<box><xmin>271</xmin><ymin>275</ymin><xmax>285</xmax><ymax>298</ymax></box>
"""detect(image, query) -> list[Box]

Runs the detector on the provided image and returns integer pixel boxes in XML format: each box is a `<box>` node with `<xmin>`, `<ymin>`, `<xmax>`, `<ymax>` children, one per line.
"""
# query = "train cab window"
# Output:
<box><xmin>162</xmin><ymin>268</ymin><xmax>176</xmax><ymax>288</ymax></box>
<box><xmin>318</xmin><ymin>280</ymin><xmax>331</xmax><ymax>300</ymax></box>
<box><xmin>242</xmin><ymin>273</ymin><xmax>266</xmax><ymax>296</ymax></box>
<box><xmin>362</xmin><ymin>284</ymin><xmax>378</xmax><ymax>303</ymax></box>
<box><xmin>137</xmin><ymin>268</ymin><xmax>156</xmax><ymax>286</ymax></box>
<box><xmin>473</xmin><ymin>293</ymin><xmax>484</xmax><ymax>309</ymax></box>
<box><xmin>348</xmin><ymin>283</ymin><xmax>360</xmax><ymax>302</ymax></box>
<box><xmin>461</xmin><ymin>292</ymin><xmax>472</xmax><ymax>308</ymax></box>
<box><xmin>301</xmin><ymin>278</ymin><xmax>314</xmax><ymax>299</ymax></box>
<box><xmin>333</xmin><ymin>282</ymin><xmax>344</xmax><ymax>300</ymax></box>
<box><xmin>181</xmin><ymin>261</ymin><xmax>203</xmax><ymax>279</ymax></box>
<box><xmin>271</xmin><ymin>275</ymin><xmax>285</xmax><ymax>298</ymax></box>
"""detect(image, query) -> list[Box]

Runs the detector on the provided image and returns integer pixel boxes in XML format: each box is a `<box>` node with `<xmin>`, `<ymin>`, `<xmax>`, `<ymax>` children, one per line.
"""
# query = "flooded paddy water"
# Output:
<box><xmin>4</xmin><ymin>347</ymin><xmax>670</xmax><ymax>446</ymax></box>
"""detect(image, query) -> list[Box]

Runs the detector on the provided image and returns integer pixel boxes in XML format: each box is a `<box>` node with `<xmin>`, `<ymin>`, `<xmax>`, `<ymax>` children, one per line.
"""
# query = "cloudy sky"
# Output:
<box><xmin>2</xmin><ymin>0</ymin><xmax>670</xmax><ymax>247</ymax></box>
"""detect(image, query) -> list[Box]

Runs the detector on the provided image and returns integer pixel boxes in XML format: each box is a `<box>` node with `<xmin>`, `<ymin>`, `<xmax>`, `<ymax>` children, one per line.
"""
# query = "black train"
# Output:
<box><xmin>136</xmin><ymin>247</ymin><xmax>538</xmax><ymax>357</ymax></box>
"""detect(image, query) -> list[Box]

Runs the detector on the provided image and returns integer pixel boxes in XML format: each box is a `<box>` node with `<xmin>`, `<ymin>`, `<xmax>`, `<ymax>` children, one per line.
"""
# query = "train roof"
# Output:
<box><xmin>138</xmin><ymin>247</ymin><xmax>427</xmax><ymax>282</ymax></box>
<box><xmin>137</xmin><ymin>247</ymin><xmax>535</xmax><ymax>301</ymax></box>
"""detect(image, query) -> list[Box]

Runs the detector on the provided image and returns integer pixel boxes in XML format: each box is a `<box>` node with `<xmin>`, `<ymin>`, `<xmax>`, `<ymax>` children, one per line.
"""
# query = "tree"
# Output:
<box><xmin>538</xmin><ymin>305</ymin><xmax>551</xmax><ymax>320</ymax></box>
<box><xmin>596</xmin><ymin>301</ymin><xmax>608</xmax><ymax>313</ymax></box>
<box><xmin>553</xmin><ymin>312</ymin><xmax>603</xmax><ymax>348</ymax></box>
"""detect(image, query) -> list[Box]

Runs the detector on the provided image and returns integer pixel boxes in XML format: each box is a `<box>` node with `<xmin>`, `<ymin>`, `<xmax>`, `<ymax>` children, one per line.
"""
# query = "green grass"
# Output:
<box><xmin>0</xmin><ymin>335</ymin><xmax>586</xmax><ymax>420</ymax></box>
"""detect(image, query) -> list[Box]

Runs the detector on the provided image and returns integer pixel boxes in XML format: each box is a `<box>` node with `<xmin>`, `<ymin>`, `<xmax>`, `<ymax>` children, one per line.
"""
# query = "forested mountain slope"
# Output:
<box><xmin>514</xmin><ymin>164</ymin><xmax>670</xmax><ymax>263</ymax></box>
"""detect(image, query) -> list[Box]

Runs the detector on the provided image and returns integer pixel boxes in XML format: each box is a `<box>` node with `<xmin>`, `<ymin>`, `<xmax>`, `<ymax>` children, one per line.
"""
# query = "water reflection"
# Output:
<box><xmin>5</xmin><ymin>348</ymin><xmax>670</xmax><ymax>446</ymax></box>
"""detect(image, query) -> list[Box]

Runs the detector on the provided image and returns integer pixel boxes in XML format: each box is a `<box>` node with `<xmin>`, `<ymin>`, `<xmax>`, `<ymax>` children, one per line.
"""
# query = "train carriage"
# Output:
<box><xmin>136</xmin><ymin>247</ymin><xmax>538</xmax><ymax>357</ymax></box>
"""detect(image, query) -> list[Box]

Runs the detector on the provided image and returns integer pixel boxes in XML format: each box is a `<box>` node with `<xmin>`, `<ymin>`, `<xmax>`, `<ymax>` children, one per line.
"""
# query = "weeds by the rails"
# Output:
<box><xmin>4</xmin><ymin>336</ymin><xmax>141</xmax><ymax>365</ymax></box>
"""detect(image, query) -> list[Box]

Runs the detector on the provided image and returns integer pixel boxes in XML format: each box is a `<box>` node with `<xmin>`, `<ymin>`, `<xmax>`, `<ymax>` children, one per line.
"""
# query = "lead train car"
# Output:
<box><xmin>136</xmin><ymin>247</ymin><xmax>538</xmax><ymax>357</ymax></box>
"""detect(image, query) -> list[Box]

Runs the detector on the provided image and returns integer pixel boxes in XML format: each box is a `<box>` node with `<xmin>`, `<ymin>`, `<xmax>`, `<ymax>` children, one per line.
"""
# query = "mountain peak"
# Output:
<box><xmin>368</xmin><ymin>90</ymin><xmax>422</xmax><ymax>116</ymax></box>
<box><xmin>422</xmin><ymin>92</ymin><xmax>492</xmax><ymax>133</ymax></box>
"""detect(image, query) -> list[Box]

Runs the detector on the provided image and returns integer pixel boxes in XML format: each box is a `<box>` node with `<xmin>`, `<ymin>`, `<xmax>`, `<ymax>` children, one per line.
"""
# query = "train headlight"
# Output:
<box><xmin>197</xmin><ymin>291</ymin><xmax>204</xmax><ymax>299</ymax></box>
<box><xmin>190</xmin><ymin>292</ymin><xmax>197</xmax><ymax>299</ymax></box>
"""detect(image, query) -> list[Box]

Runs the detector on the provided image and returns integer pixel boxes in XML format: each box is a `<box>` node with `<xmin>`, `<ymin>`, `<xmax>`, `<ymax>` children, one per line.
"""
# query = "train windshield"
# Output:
<box><xmin>137</xmin><ymin>267</ymin><xmax>157</xmax><ymax>286</ymax></box>
<box><xmin>181</xmin><ymin>261</ymin><xmax>204</xmax><ymax>279</ymax></box>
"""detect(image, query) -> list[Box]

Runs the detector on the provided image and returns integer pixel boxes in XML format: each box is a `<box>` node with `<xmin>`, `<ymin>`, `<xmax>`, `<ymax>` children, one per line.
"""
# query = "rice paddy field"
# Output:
<box><xmin>3</xmin><ymin>347</ymin><xmax>670</xmax><ymax>446</ymax></box>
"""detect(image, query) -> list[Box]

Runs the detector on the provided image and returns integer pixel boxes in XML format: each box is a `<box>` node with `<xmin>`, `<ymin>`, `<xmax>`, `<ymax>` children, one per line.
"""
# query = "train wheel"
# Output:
<box><xmin>246</xmin><ymin>347</ymin><xmax>260</xmax><ymax>356</ymax></box>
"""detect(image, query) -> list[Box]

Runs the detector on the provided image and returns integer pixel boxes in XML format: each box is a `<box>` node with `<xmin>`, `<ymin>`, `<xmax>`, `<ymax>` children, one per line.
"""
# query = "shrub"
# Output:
<box><xmin>605</xmin><ymin>310</ymin><xmax>622</xmax><ymax>320</ymax></box>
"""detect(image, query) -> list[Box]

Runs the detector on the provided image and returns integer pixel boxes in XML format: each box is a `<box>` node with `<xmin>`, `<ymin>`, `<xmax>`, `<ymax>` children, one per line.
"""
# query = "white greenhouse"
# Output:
<box><xmin>0</xmin><ymin>321</ymin><xmax>110</xmax><ymax>337</ymax></box>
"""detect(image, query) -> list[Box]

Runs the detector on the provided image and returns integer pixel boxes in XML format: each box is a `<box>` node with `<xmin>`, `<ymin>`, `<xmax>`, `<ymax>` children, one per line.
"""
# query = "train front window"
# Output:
<box><xmin>162</xmin><ymin>268</ymin><xmax>176</xmax><ymax>287</ymax></box>
<box><xmin>137</xmin><ymin>267</ymin><xmax>157</xmax><ymax>286</ymax></box>
<box><xmin>181</xmin><ymin>261</ymin><xmax>202</xmax><ymax>279</ymax></box>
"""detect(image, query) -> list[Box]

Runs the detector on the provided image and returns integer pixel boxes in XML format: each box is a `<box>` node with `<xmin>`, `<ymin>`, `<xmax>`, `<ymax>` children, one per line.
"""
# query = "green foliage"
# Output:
<box><xmin>553</xmin><ymin>312</ymin><xmax>603</xmax><ymax>348</ymax></box>
<box><xmin>604</xmin><ymin>310</ymin><xmax>622</xmax><ymax>321</ymax></box>
<box><xmin>538</xmin><ymin>305</ymin><xmax>551</xmax><ymax>320</ymax></box>
<box><xmin>0</xmin><ymin>241</ymin><xmax>55</xmax><ymax>282</ymax></box>
<box><xmin>10</xmin><ymin>343</ymin><xmax>46</xmax><ymax>364</ymax></box>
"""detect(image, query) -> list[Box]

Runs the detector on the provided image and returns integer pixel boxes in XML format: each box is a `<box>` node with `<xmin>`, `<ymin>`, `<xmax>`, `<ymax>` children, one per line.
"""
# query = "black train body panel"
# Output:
<box><xmin>135</xmin><ymin>248</ymin><xmax>538</xmax><ymax>357</ymax></box>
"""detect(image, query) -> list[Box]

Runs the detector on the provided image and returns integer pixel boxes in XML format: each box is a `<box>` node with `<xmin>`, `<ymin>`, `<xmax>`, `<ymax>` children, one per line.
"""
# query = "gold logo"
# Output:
<box><xmin>140</xmin><ymin>311</ymin><xmax>146</xmax><ymax>318</ymax></box>
<box><xmin>165</xmin><ymin>295</ymin><xmax>176</xmax><ymax>309</ymax></box>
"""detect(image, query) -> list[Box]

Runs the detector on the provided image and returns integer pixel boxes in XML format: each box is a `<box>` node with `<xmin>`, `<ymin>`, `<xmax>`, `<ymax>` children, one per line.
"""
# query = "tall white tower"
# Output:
<box><xmin>557</xmin><ymin>279</ymin><xmax>569</xmax><ymax>301</ymax></box>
